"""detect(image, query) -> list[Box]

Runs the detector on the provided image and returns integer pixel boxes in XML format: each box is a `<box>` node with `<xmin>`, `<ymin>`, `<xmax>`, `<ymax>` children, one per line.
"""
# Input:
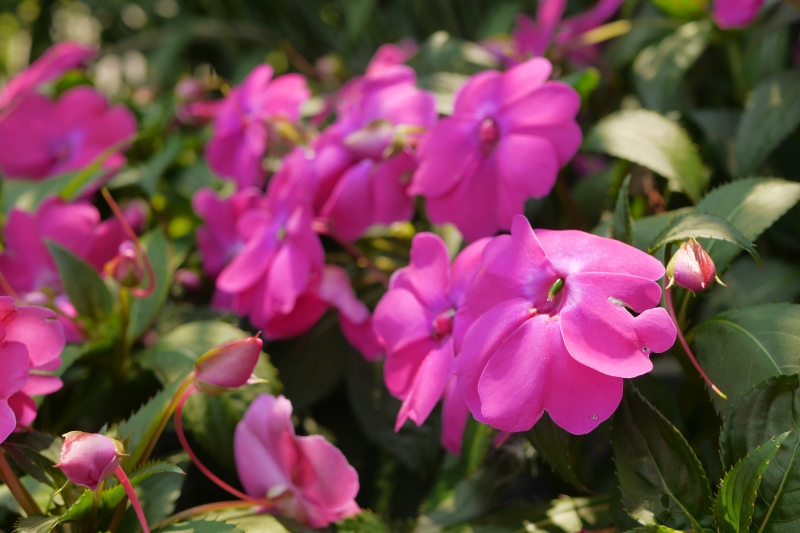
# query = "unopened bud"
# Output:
<box><xmin>56</xmin><ymin>432</ymin><xmax>126</xmax><ymax>491</ymax></box>
<box><xmin>105</xmin><ymin>241</ymin><xmax>144</xmax><ymax>287</ymax></box>
<box><xmin>195</xmin><ymin>336</ymin><xmax>263</xmax><ymax>395</ymax></box>
<box><xmin>175</xmin><ymin>77</ymin><xmax>205</xmax><ymax>102</ymax></box>
<box><xmin>343</xmin><ymin>120</ymin><xmax>396</xmax><ymax>160</ymax></box>
<box><xmin>666</xmin><ymin>238</ymin><xmax>722</xmax><ymax>293</ymax></box>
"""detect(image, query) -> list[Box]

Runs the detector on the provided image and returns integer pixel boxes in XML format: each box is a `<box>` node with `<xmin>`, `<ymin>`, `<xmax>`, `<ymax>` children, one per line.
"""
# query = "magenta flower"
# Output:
<box><xmin>410</xmin><ymin>58</ymin><xmax>582</xmax><ymax>242</ymax></box>
<box><xmin>235</xmin><ymin>394</ymin><xmax>360</xmax><ymax>527</ymax></box>
<box><xmin>0</xmin><ymin>297</ymin><xmax>65</xmax><ymax>439</ymax></box>
<box><xmin>373</xmin><ymin>233</ymin><xmax>488</xmax><ymax>454</ymax></box>
<box><xmin>56</xmin><ymin>432</ymin><xmax>124</xmax><ymax>491</ymax></box>
<box><xmin>454</xmin><ymin>216</ymin><xmax>676</xmax><ymax>434</ymax></box>
<box><xmin>312</xmin><ymin>67</ymin><xmax>436</xmax><ymax>240</ymax></box>
<box><xmin>712</xmin><ymin>0</ymin><xmax>764</xmax><ymax>29</ymax></box>
<box><xmin>0</xmin><ymin>41</ymin><xmax>96</xmax><ymax>113</ymax></box>
<box><xmin>206</xmin><ymin>65</ymin><xmax>310</xmax><ymax>188</ymax></box>
<box><xmin>0</xmin><ymin>86</ymin><xmax>136</xmax><ymax>180</ymax></box>
<box><xmin>364</xmin><ymin>41</ymin><xmax>418</xmax><ymax>77</ymax></box>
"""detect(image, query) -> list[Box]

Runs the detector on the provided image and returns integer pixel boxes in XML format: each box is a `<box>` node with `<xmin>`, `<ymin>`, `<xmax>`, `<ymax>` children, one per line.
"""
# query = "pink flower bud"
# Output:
<box><xmin>56</xmin><ymin>432</ymin><xmax>125</xmax><ymax>491</ymax></box>
<box><xmin>666</xmin><ymin>238</ymin><xmax>719</xmax><ymax>293</ymax></box>
<box><xmin>105</xmin><ymin>241</ymin><xmax>144</xmax><ymax>288</ymax></box>
<box><xmin>194</xmin><ymin>336</ymin><xmax>263</xmax><ymax>395</ymax></box>
<box><xmin>175</xmin><ymin>77</ymin><xmax>205</xmax><ymax>102</ymax></box>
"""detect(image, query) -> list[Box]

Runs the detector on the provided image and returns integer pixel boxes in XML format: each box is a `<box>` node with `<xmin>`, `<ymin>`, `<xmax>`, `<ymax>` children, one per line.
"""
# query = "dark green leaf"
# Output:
<box><xmin>689</xmin><ymin>109</ymin><xmax>739</xmax><ymax>176</ymax></box>
<box><xmin>715</xmin><ymin>432</ymin><xmax>789</xmax><ymax>533</ymax></box>
<box><xmin>648</xmin><ymin>213</ymin><xmax>760</xmax><ymax>265</ymax></box>
<box><xmin>611</xmin><ymin>174</ymin><xmax>634</xmax><ymax>245</ymax></box>
<box><xmin>560</xmin><ymin>68</ymin><xmax>600</xmax><ymax>104</ymax></box>
<box><xmin>735</xmin><ymin>70</ymin><xmax>800</xmax><ymax>177</ymax></box>
<box><xmin>691</xmin><ymin>303</ymin><xmax>800</xmax><ymax>412</ymax></box>
<box><xmin>117</xmin><ymin>460</ymin><xmax>186</xmax><ymax>533</ymax></box>
<box><xmin>46</xmin><ymin>241</ymin><xmax>113</xmax><ymax>320</ymax></box>
<box><xmin>119</xmin><ymin>378</ymin><xmax>184</xmax><ymax>467</ymax></box>
<box><xmin>129</xmin><ymin>229</ymin><xmax>173</xmax><ymax>340</ymax></box>
<box><xmin>613</xmin><ymin>387</ymin><xmax>713</xmax><ymax>531</ymax></box>
<box><xmin>721</xmin><ymin>375</ymin><xmax>800</xmax><ymax>533</ymax></box>
<box><xmin>526</xmin><ymin>413</ymin><xmax>589</xmax><ymax>492</ymax></box>
<box><xmin>583</xmin><ymin>109</ymin><xmax>708</xmax><ymax>202</ymax></box>
<box><xmin>462</xmin><ymin>497</ymin><xmax>613</xmax><ymax>533</ymax></box>
<box><xmin>634</xmin><ymin>20</ymin><xmax>712</xmax><ymax>112</ymax></box>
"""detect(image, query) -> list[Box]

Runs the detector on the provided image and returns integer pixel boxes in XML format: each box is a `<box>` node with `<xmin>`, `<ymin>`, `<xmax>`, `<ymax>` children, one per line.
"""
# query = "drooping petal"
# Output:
<box><xmin>383</xmin><ymin>338</ymin><xmax>439</xmax><ymax>399</ymax></box>
<box><xmin>395</xmin><ymin>338</ymin><xmax>454</xmax><ymax>430</ymax></box>
<box><xmin>441</xmin><ymin>378</ymin><xmax>470</xmax><ymax>455</ymax></box>
<box><xmin>294</xmin><ymin>435</ymin><xmax>360</xmax><ymax>511</ymax></box>
<box><xmin>373</xmin><ymin>289</ymin><xmax>435</xmax><ymax>353</ymax></box>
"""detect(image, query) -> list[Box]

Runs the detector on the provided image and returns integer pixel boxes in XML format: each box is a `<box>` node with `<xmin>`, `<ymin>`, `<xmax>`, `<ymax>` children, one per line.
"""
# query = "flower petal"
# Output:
<box><xmin>495</xmin><ymin>134</ymin><xmax>559</xmax><ymax>199</ymax></box>
<box><xmin>395</xmin><ymin>338</ymin><xmax>454</xmax><ymax>431</ymax></box>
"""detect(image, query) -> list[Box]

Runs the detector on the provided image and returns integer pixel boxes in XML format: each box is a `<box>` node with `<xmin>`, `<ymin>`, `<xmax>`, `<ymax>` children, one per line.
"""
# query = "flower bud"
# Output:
<box><xmin>105</xmin><ymin>241</ymin><xmax>144</xmax><ymax>288</ymax></box>
<box><xmin>56</xmin><ymin>432</ymin><xmax>125</xmax><ymax>491</ymax></box>
<box><xmin>175</xmin><ymin>77</ymin><xmax>205</xmax><ymax>102</ymax></box>
<box><xmin>195</xmin><ymin>336</ymin><xmax>263</xmax><ymax>396</ymax></box>
<box><xmin>666</xmin><ymin>238</ymin><xmax>721</xmax><ymax>293</ymax></box>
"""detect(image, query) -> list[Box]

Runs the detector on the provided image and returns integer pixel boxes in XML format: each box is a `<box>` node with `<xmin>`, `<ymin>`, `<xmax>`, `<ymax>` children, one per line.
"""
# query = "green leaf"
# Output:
<box><xmin>695</xmin><ymin>178</ymin><xmax>800</xmax><ymax>273</ymax></box>
<box><xmin>583</xmin><ymin>109</ymin><xmax>708</xmax><ymax>202</ymax></box>
<box><xmin>459</xmin><ymin>496</ymin><xmax>613</xmax><ymax>533</ymax></box>
<box><xmin>634</xmin><ymin>20</ymin><xmax>712</xmax><ymax>112</ymax></box>
<box><xmin>648</xmin><ymin>213</ymin><xmax>760</xmax><ymax>265</ymax></box>
<box><xmin>714</xmin><ymin>432</ymin><xmax>789</xmax><ymax>533</ymax></box>
<box><xmin>117</xmin><ymin>460</ymin><xmax>186</xmax><ymax>533</ymax></box>
<box><xmin>690</xmin><ymin>303</ymin><xmax>800</xmax><ymax>412</ymax></box>
<box><xmin>118</xmin><ymin>378</ymin><xmax>184</xmax><ymax>466</ymax></box>
<box><xmin>560</xmin><ymin>68</ymin><xmax>600</xmax><ymax>104</ymax></box>
<box><xmin>611</xmin><ymin>174</ymin><xmax>634</xmax><ymax>245</ymax></box>
<box><xmin>337</xmin><ymin>511</ymin><xmax>392</xmax><ymax>533</ymax></box>
<box><xmin>46</xmin><ymin>241</ymin><xmax>113</xmax><ymax>321</ymax></box>
<box><xmin>129</xmin><ymin>229</ymin><xmax>173</xmax><ymax>340</ymax></box>
<box><xmin>650</xmin><ymin>0</ymin><xmax>708</xmax><ymax>18</ymax></box>
<box><xmin>4</xmin><ymin>432</ymin><xmax>65</xmax><ymax>489</ymax></box>
<box><xmin>613</xmin><ymin>387</ymin><xmax>713</xmax><ymax>531</ymax></box>
<box><xmin>526</xmin><ymin>412</ymin><xmax>589</xmax><ymax>492</ymax></box>
<box><xmin>157</xmin><ymin>519</ymin><xmax>243</xmax><ymax>533</ymax></box>
<box><xmin>689</xmin><ymin>108</ymin><xmax>739</xmax><ymax>176</ymax></box>
<box><xmin>736</xmin><ymin>70</ymin><xmax>800</xmax><ymax>177</ymax></box>
<box><xmin>721</xmin><ymin>375</ymin><xmax>800</xmax><ymax>533</ymax></box>
<box><xmin>14</xmin><ymin>516</ymin><xmax>60</xmax><ymax>533</ymax></box>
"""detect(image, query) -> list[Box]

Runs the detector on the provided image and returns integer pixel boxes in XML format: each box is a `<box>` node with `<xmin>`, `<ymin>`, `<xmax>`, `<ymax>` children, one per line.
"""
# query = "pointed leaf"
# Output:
<box><xmin>611</xmin><ymin>174</ymin><xmax>634</xmax><ymax>245</ymax></box>
<box><xmin>13</xmin><ymin>516</ymin><xmax>60</xmax><ymax>533</ymax></box>
<box><xmin>129</xmin><ymin>229</ymin><xmax>172</xmax><ymax>340</ymax></box>
<box><xmin>526</xmin><ymin>412</ymin><xmax>589</xmax><ymax>492</ymax></box>
<box><xmin>46</xmin><ymin>240</ymin><xmax>113</xmax><ymax>320</ymax></box>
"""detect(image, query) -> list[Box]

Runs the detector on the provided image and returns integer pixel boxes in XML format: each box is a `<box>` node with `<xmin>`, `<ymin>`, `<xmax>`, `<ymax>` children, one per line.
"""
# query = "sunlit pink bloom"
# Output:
<box><xmin>235</xmin><ymin>394</ymin><xmax>360</xmax><ymax>526</ymax></box>
<box><xmin>312</xmin><ymin>67</ymin><xmax>436</xmax><ymax>240</ymax></box>
<box><xmin>0</xmin><ymin>41</ymin><xmax>96</xmax><ymax>113</ymax></box>
<box><xmin>206</xmin><ymin>65</ymin><xmax>310</xmax><ymax>188</ymax></box>
<box><xmin>373</xmin><ymin>233</ymin><xmax>488</xmax><ymax>454</ymax></box>
<box><xmin>410</xmin><ymin>58</ymin><xmax>581</xmax><ymax>241</ymax></box>
<box><xmin>0</xmin><ymin>297</ymin><xmax>65</xmax><ymax>438</ymax></box>
<box><xmin>193</xmin><ymin>187</ymin><xmax>265</xmax><ymax>277</ymax></box>
<box><xmin>0</xmin><ymin>86</ymin><xmax>136</xmax><ymax>180</ymax></box>
<box><xmin>455</xmin><ymin>216</ymin><xmax>676</xmax><ymax>434</ymax></box>
<box><xmin>712</xmin><ymin>0</ymin><xmax>764</xmax><ymax>29</ymax></box>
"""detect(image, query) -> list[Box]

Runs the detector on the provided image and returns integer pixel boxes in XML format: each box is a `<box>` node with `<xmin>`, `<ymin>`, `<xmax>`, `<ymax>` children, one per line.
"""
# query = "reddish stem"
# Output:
<box><xmin>665</xmin><ymin>288</ymin><xmax>727</xmax><ymax>400</ymax></box>
<box><xmin>100</xmin><ymin>188</ymin><xmax>156</xmax><ymax>298</ymax></box>
<box><xmin>312</xmin><ymin>220</ymin><xmax>389</xmax><ymax>288</ymax></box>
<box><xmin>173</xmin><ymin>388</ymin><xmax>262</xmax><ymax>503</ymax></box>
<box><xmin>114</xmin><ymin>465</ymin><xmax>150</xmax><ymax>533</ymax></box>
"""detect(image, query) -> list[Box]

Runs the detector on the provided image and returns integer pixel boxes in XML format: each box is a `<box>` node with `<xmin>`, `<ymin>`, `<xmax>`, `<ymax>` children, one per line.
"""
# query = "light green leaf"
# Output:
<box><xmin>583</xmin><ymin>109</ymin><xmax>708</xmax><ymax>202</ymax></box>
<box><xmin>157</xmin><ymin>519</ymin><xmax>243</xmax><ymax>533</ymax></box>
<box><xmin>613</xmin><ymin>388</ymin><xmax>713</xmax><ymax>531</ymax></box>
<box><xmin>715</xmin><ymin>432</ymin><xmax>789</xmax><ymax>533</ymax></box>
<box><xmin>651</xmin><ymin>0</ymin><xmax>708</xmax><ymax>18</ymax></box>
<box><xmin>634</xmin><ymin>20</ymin><xmax>712</xmax><ymax>112</ymax></box>
<box><xmin>625</xmin><ymin>526</ymin><xmax>684</xmax><ymax>533</ymax></box>
<box><xmin>690</xmin><ymin>303</ymin><xmax>800</xmax><ymax>412</ymax></box>
<box><xmin>13</xmin><ymin>515</ymin><xmax>60</xmax><ymax>533</ymax></box>
<box><xmin>736</xmin><ymin>70</ymin><xmax>800</xmax><ymax>177</ymax></box>
<box><xmin>46</xmin><ymin>241</ymin><xmax>113</xmax><ymax>321</ymax></box>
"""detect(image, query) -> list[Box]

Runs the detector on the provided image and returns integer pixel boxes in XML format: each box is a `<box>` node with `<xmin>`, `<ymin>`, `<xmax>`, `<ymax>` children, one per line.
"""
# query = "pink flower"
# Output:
<box><xmin>0</xmin><ymin>297</ymin><xmax>65</xmax><ymax>439</ymax></box>
<box><xmin>206</xmin><ymin>65</ymin><xmax>310</xmax><ymax>188</ymax></box>
<box><xmin>235</xmin><ymin>394</ymin><xmax>360</xmax><ymax>527</ymax></box>
<box><xmin>410</xmin><ymin>58</ymin><xmax>582</xmax><ymax>242</ymax></box>
<box><xmin>454</xmin><ymin>216</ymin><xmax>676</xmax><ymax>434</ymax></box>
<box><xmin>373</xmin><ymin>233</ymin><xmax>488</xmax><ymax>454</ymax></box>
<box><xmin>312</xmin><ymin>67</ymin><xmax>436</xmax><ymax>240</ymax></box>
<box><xmin>56</xmin><ymin>432</ymin><xmax>124</xmax><ymax>491</ymax></box>
<box><xmin>0</xmin><ymin>86</ymin><xmax>136</xmax><ymax>180</ymax></box>
<box><xmin>0</xmin><ymin>41</ymin><xmax>96</xmax><ymax>113</ymax></box>
<box><xmin>712</xmin><ymin>0</ymin><xmax>764</xmax><ymax>29</ymax></box>
<box><xmin>364</xmin><ymin>41</ymin><xmax>418</xmax><ymax>78</ymax></box>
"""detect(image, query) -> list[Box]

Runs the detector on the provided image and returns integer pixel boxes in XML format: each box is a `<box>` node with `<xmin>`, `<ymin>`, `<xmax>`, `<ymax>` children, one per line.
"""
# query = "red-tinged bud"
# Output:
<box><xmin>105</xmin><ymin>241</ymin><xmax>144</xmax><ymax>288</ymax></box>
<box><xmin>666</xmin><ymin>238</ymin><xmax>721</xmax><ymax>293</ymax></box>
<box><xmin>195</xmin><ymin>335</ymin><xmax>263</xmax><ymax>395</ymax></box>
<box><xmin>343</xmin><ymin>120</ymin><xmax>396</xmax><ymax>160</ymax></box>
<box><xmin>56</xmin><ymin>432</ymin><xmax>126</xmax><ymax>491</ymax></box>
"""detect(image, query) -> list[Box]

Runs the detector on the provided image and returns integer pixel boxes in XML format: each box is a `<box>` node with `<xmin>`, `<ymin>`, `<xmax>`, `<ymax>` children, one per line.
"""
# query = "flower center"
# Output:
<box><xmin>432</xmin><ymin>308</ymin><xmax>456</xmax><ymax>340</ymax></box>
<box><xmin>478</xmin><ymin>117</ymin><xmax>500</xmax><ymax>155</ymax></box>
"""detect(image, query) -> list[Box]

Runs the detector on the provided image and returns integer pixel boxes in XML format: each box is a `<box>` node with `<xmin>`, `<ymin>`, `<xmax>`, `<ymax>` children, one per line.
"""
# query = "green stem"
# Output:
<box><xmin>724</xmin><ymin>37</ymin><xmax>747</xmax><ymax>104</ymax></box>
<box><xmin>118</xmin><ymin>288</ymin><xmax>131</xmax><ymax>376</ymax></box>
<box><xmin>0</xmin><ymin>449</ymin><xmax>41</xmax><ymax>516</ymax></box>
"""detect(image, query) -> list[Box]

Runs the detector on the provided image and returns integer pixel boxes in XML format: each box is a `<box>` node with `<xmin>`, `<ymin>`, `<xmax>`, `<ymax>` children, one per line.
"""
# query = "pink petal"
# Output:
<box><xmin>0</xmin><ymin>400</ymin><xmax>18</xmax><ymax>443</ymax></box>
<box><xmin>340</xmin><ymin>314</ymin><xmax>383</xmax><ymax>361</ymax></box>
<box><xmin>517</xmin><ymin>122</ymin><xmax>583</xmax><ymax>165</ymax></box>
<box><xmin>0</xmin><ymin>341</ymin><xmax>30</xmax><ymax>399</ymax></box>
<box><xmin>265</xmin><ymin>242</ymin><xmax>312</xmax><ymax>314</ymax></box>
<box><xmin>410</xmin><ymin>117</ymin><xmax>480</xmax><ymax>199</ymax></box>
<box><xmin>560</xmin><ymin>0</ymin><xmax>624</xmax><ymax>36</ymax></box>
<box><xmin>449</xmin><ymin>237</ymin><xmax>491</xmax><ymax>306</ymax></box>
<box><xmin>453</xmin><ymin>70</ymin><xmax>501</xmax><ymax>119</ymax></box>
<box><xmin>262</xmin><ymin>74</ymin><xmax>310</xmax><ymax>121</ymax></box>
<box><xmin>373</xmin><ymin>289</ymin><xmax>434</xmax><ymax>353</ymax></box>
<box><xmin>503</xmin><ymin>82</ymin><xmax>581</xmax><ymax>129</ymax></box>
<box><xmin>441</xmin><ymin>378</ymin><xmax>470</xmax><ymax>455</ymax></box>
<box><xmin>395</xmin><ymin>338</ymin><xmax>454</xmax><ymax>431</ymax></box>
<box><xmin>21</xmin><ymin>375</ymin><xmax>63</xmax><ymax>396</ymax></box>
<box><xmin>390</xmin><ymin>232</ymin><xmax>451</xmax><ymax>312</ymax></box>
<box><xmin>262</xmin><ymin>291</ymin><xmax>328</xmax><ymax>340</ymax></box>
<box><xmin>371</xmin><ymin>151</ymin><xmax>416</xmax><ymax>226</ymax></box>
<box><xmin>499</xmin><ymin>57</ymin><xmax>555</xmax><ymax>105</ymax></box>
<box><xmin>217</xmin><ymin>225</ymin><xmax>274</xmax><ymax>293</ymax></box>
<box><xmin>294</xmin><ymin>434</ymin><xmax>360</xmax><ymax>510</ymax></box>
<box><xmin>3</xmin><ymin>305</ymin><xmax>64</xmax><ymax>369</ymax></box>
<box><xmin>495</xmin><ymin>134</ymin><xmax>559</xmax><ymax>199</ymax></box>
<box><xmin>318</xmin><ymin>266</ymin><xmax>369</xmax><ymax>324</ymax></box>
<box><xmin>321</xmin><ymin>160</ymin><xmax>374</xmax><ymax>241</ymax></box>
<box><xmin>7</xmin><ymin>393</ymin><xmax>36</xmax><ymax>428</ymax></box>
<box><xmin>559</xmin><ymin>272</ymin><xmax>671</xmax><ymax>378</ymax></box>
<box><xmin>713</xmin><ymin>0</ymin><xmax>764</xmax><ymax>29</ymax></box>
<box><xmin>0</xmin><ymin>94</ymin><xmax>55</xmax><ymax>178</ymax></box>
<box><xmin>383</xmin><ymin>338</ymin><xmax>439</xmax><ymax>399</ymax></box>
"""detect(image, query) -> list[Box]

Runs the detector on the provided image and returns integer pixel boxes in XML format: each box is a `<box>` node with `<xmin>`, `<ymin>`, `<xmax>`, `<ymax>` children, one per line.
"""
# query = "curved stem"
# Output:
<box><xmin>0</xmin><ymin>449</ymin><xmax>41</xmax><ymax>517</ymax></box>
<box><xmin>174</xmin><ymin>388</ymin><xmax>262</xmax><ymax>503</ymax></box>
<box><xmin>312</xmin><ymin>220</ymin><xmax>389</xmax><ymax>288</ymax></box>
<box><xmin>666</xmin><ymin>288</ymin><xmax>727</xmax><ymax>400</ymax></box>
<box><xmin>155</xmin><ymin>501</ymin><xmax>260</xmax><ymax>530</ymax></box>
<box><xmin>114</xmin><ymin>466</ymin><xmax>149</xmax><ymax>533</ymax></box>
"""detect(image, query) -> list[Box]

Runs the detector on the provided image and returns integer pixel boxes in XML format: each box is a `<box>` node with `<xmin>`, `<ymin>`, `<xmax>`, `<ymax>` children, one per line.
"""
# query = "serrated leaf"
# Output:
<box><xmin>634</xmin><ymin>20</ymin><xmax>712</xmax><ymax>112</ymax></box>
<box><xmin>720</xmin><ymin>375</ymin><xmax>800</xmax><ymax>533</ymax></box>
<box><xmin>613</xmin><ymin>387</ymin><xmax>713</xmax><ymax>531</ymax></box>
<box><xmin>526</xmin><ymin>412</ymin><xmax>589</xmax><ymax>492</ymax></box>
<box><xmin>736</xmin><ymin>70</ymin><xmax>800</xmax><ymax>177</ymax></box>
<box><xmin>611</xmin><ymin>174</ymin><xmax>634</xmax><ymax>245</ymax></box>
<box><xmin>715</xmin><ymin>432</ymin><xmax>789</xmax><ymax>533</ymax></box>
<box><xmin>461</xmin><ymin>496</ymin><xmax>613</xmax><ymax>533</ymax></box>
<box><xmin>157</xmin><ymin>519</ymin><xmax>243</xmax><ymax>533</ymax></box>
<box><xmin>46</xmin><ymin>241</ymin><xmax>113</xmax><ymax>320</ymax></box>
<box><xmin>14</xmin><ymin>515</ymin><xmax>60</xmax><ymax>533</ymax></box>
<box><xmin>129</xmin><ymin>229</ymin><xmax>172</xmax><ymax>340</ymax></box>
<box><xmin>648</xmin><ymin>213</ymin><xmax>760</xmax><ymax>265</ymax></box>
<box><xmin>690</xmin><ymin>303</ymin><xmax>800</xmax><ymax>412</ymax></box>
<box><xmin>119</xmin><ymin>378</ymin><xmax>184</xmax><ymax>466</ymax></box>
<box><xmin>695</xmin><ymin>178</ymin><xmax>800</xmax><ymax>274</ymax></box>
<box><xmin>583</xmin><ymin>109</ymin><xmax>708</xmax><ymax>202</ymax></box>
